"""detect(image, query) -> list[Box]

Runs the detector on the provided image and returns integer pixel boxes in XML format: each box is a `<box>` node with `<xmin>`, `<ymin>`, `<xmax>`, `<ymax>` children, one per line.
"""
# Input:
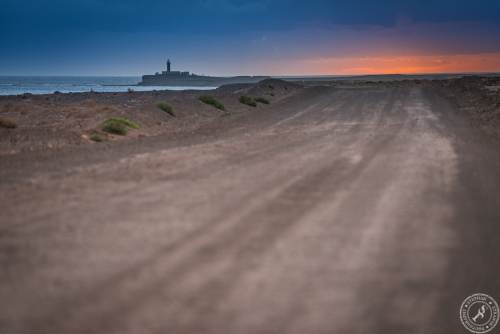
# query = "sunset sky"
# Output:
<box><xmin>1</xmin><ymin>0</ymin><xmax>500</xmax><ymax>76</ymax></box>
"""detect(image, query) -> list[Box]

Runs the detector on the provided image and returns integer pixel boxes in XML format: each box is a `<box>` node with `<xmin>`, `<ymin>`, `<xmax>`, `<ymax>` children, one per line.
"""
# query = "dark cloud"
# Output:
<box><xmin>1</xmin><ymin>0</ymin><xmax>499</xmax><ymax>75</ymax></box>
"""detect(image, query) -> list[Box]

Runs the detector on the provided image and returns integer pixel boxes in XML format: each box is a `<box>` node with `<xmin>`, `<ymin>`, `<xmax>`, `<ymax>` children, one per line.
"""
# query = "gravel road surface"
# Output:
<box><xmin>1</xmin><ymin>84</ymin><xmax>499</xmax><ymax>333</ymax></box>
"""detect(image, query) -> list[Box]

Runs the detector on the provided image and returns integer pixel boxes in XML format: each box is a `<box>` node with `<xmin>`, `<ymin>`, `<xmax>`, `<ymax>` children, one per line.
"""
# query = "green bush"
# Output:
<box><xmin>109</xmin><ymin>117</ymin><xmax>139</xmax><ymax>129</ymax></box>
<box><xmin>157</xmin><ymin>102</ymin><xmax>175</xmax><ymax>116</ymax></box>
<box><xmin>255</xmin><ymin>97</ymin><xmax>270</xmax><ymax>104</ymax></box>
<box><xmin>102</xmin><ymin>117</ymin><xmax>140</xmax><ymax>135</ymax></box>
<box><xmin>199</xmin><ymin>95</ymin><xmax>225</xmax><ymax>111</ymax></box>
<box><xmin>90</xmin><ymin>133</ymin><xmax>105</xmax><ymax>142</ymax></box>
<box><xmin>239</xmin><ymin>96</ymin><xmax>257</xmax><ymax>107</ymax></box>
<box><xmin>102</xmin><ymin>121</ymin><xmax>127</xmax><ymax>135</ymax></box>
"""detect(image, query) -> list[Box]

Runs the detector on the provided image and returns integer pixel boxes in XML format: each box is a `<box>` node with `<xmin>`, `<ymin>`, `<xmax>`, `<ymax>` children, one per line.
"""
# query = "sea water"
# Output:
<box><xmin>0</xmin><ymin>76</ymin><xmax>217</xmax><ymax>96</ymax></box>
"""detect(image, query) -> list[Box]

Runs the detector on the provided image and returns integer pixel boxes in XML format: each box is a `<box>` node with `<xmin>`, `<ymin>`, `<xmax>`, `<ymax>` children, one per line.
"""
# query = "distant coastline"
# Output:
<box><xmin>1</xmin><ymin>72</ymin><xmax>499</xmax><ymax>96</ymax></box>
<box><xmin>139</xmin><ymin>59</ymin><xmax>269</xmax><ymax>86</ymax></box>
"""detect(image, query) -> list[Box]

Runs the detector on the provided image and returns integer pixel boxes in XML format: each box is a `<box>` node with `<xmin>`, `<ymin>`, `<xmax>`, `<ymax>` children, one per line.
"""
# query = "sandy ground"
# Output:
<box><xmin>1</xmin><ymin>80</ymin><xmax>500</xmax><ymax>333</ymax></box>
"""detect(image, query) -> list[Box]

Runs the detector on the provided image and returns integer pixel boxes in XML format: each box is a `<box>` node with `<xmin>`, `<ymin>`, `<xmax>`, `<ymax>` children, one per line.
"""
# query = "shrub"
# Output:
<box><xmin>157</xmin><ymin>102</ymin><xmax>175</xmax><ymax>116</ymax></box>
<box><xmin>102</xmin><ymin>121</ymin><xmax>127</xmax><ymax>135</ymax></box>
<box><xmin>239</xmin><ymin>96</ymin><xmax>257</xmax><ymax>107</ymax></box>
<box><xmin>90</xmin><ymin>133</ymin><xmax>105</xmax><ymax>142</ymax></box>
<box><xmin>199</xmin><ymin>95</ymin><xmax>225</xmax><ymax>111</ymax></box>
<box><xmin>255</xmin><ymin>97</ymin><xmax>270</xmax><ymax>104</ymax></box>
<box><xmin>0</xmin><ymin>117</ymin><xmax>17</xmax><ymax>129</ymax></box>
<box><xmin>108</xmin><ymin>117</ymin><xmax>139</xmax><ymax>129</ymax></box>
<box><xmin>102</xmin><ymin>117</ymin><xmax>140</xmax><ymax>135</ymax></box>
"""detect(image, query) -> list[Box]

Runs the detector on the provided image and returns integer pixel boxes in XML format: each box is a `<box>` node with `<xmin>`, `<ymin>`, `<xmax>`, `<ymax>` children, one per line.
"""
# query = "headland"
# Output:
<box><xmin>139</xmin><ymin>59</ymin><xmax>269</xmax><ymax>86</ymax></box>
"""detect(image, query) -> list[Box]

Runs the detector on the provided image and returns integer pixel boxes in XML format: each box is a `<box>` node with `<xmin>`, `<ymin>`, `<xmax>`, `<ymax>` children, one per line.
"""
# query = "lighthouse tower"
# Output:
<box><xmin>167</xmin><ymin>59</ymin><xmax>171</xmax><ymax>73</ymax></box>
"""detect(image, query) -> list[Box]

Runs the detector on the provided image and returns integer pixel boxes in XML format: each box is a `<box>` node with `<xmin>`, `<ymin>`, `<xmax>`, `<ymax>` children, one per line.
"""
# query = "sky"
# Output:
<box><xmin>1</xmin><ymin>0</ymin><xmax>500</xmax><ymax>76</ymax></box>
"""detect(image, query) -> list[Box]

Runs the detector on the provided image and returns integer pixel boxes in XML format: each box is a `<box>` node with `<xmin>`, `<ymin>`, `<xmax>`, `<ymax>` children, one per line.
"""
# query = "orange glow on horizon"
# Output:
<box><xmin>287</xmin><ymin>53</ymin><xmax>500</xmax><ymax>75</ymax></box>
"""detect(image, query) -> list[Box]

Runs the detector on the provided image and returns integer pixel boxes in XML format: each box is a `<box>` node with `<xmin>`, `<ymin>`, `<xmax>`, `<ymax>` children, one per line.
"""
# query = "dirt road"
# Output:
<box><xmin>1</xmin><ymin>84</ymin><xmax>500</xmax><ymax>333</ymax></box>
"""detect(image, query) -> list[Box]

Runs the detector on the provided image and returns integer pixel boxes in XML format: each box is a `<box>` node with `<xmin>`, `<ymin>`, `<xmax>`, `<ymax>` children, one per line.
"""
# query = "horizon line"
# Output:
<box><xmin>1</xmin><ymin>71</ymin><xmax>500</xmax><ymax>78</ymax></box>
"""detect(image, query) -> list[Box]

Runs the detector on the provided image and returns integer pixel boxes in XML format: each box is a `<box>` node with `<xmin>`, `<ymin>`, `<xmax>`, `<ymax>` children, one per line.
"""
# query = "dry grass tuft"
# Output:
<box><xmin>0</xmin><ymin>117</ymin><xmax>17</xmax><ymax>129</ymax></box>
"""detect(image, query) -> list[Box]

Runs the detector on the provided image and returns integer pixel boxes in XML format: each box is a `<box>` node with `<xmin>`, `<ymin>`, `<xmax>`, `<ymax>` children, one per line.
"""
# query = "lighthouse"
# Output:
<box><xmin>167</xmin><ymin>59</ymin><xmax>171</xmax><ymax>73</ymax></box>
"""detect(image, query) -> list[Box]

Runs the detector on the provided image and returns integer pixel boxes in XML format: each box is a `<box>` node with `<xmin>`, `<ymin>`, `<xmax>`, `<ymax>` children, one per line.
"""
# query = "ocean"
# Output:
<box><xmin>0</xmin><ymin>76</ymin><xmax>216</xmax><ymax>96</ymax></box>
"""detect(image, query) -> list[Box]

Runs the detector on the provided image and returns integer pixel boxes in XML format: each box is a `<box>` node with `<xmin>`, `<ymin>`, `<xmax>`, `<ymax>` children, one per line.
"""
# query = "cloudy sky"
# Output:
<box><xmin>1</xmin><ymin>0</ymin><xmax>500</xmax><ymax>75</ymax></box>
